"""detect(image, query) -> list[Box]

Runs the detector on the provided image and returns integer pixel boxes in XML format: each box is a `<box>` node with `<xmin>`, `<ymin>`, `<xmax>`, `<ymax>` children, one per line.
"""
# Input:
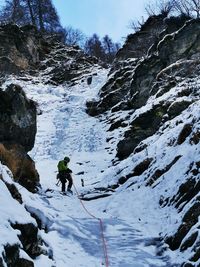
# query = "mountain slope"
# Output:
<box><xmin>0</xmin><ymin>18</ymin><xmax>200</xmax><ymax>267</ymax></box>
<box><xmin>1</xmin><ymin>68</ymin><xmax>174</xmax><ymax>267</ymax></box>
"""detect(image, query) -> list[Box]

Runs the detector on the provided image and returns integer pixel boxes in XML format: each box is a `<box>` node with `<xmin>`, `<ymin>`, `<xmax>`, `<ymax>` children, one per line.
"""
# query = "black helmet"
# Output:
<box><xmin>64</xmin><ymin>156</ymin><xmax>70</xmax><ymax>163</ymax></box>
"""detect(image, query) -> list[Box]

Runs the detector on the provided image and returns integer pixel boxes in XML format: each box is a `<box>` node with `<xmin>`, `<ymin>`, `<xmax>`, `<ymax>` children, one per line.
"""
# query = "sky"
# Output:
<box><xmin>0</xmin><ymin>0</ymin><xmax>150</xmax><ymax>43</ymax></box>
<box><xmin>52</xmin><ymin>0</ymin><xmax>150</xmax><ymax>43</ymax></box>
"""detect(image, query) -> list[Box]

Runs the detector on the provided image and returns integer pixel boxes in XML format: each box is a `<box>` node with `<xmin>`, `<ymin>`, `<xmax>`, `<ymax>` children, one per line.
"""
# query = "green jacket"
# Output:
<box><xmin>57</xmin><ymin>160</ymin><xmax>68</xmax><ymax>172</ymax></box>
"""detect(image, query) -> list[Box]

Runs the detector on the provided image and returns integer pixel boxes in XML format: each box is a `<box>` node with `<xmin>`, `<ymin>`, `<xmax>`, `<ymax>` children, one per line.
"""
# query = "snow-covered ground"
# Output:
<box><xmin>1</xmin><ymin>67</ymin><xmax>194</xmax><ymax>266</ymax></box>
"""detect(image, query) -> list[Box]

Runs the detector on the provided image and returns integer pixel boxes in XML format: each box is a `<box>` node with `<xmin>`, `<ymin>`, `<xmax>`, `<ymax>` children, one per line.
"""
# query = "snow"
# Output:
<box><xmin>0</xmin><ymin>165</ymin><xmax>35</xmax><ymax>259</ymax></box>
<box><xmin>1</xmin><ymin>65</ymin><xmax>199</xmax><ymax>266</ymax></box>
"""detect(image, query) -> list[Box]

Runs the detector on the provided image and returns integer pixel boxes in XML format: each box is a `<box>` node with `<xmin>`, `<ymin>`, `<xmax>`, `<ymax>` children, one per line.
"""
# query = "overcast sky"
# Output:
<box><xmin>52</xmin><ymin>0</ymin><xmax>150</xmax><ymax>43</ymax></box>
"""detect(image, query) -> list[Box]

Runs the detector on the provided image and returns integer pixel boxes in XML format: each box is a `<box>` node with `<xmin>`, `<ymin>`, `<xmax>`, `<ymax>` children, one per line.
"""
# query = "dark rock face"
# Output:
<box><xmin>116</xmin><ymin>14</ymin><xmax>167</xmax><ymax>61</ymax></box>
<box><xmin>11</xmin><ymin>223</ymin><xmax>43</xmax><ymax>259</ymax></box>
<box><xmin>166</xmin><ymin>202</ymin><xmax>200</xmax><ymax>251</ymax></box>
<box><xmin>116</xmin><ymin>104</ymin><xmax>166</xmax><ymax>159</ymax></box>
<box><xmin>0</xmin><ymin>83</ymin><xmax>39</xmax><ymax>192</ymax></box>
<box><xmin>146</xmin><ymin>155</ymin><xmax>182</xmax><ymax>186</ymax></box>
<box><xmin>85</xmin><ymin>17</ymin><xmax>200</xmax><ymax>266</ymax></box>
<box><xmin>41</xmin><ymin>44</ymin><xmax>100</xmax><ymax>85</ymax></box>
<box><xmin>163</xmin><ymin>160</ymin><xmax>200</xmax><ymax>263</ymax></box>
<box><xmin>3</xmin><ymin>244</ymin><xmax>34</xmax><ymax>267</ymax></box>
<box><xmin>0</xmin><ymin>24</ymin><xmax>42</xmax><ymax>74</ymax></box>
<box><xmin>4</xmin><ymin>182</ymin><xmax>23</xmax><ymax>204</ymax></box>
<box><xmin>0</xmin><ymin>143</ymin><xmax>39</xmax><ymax>192</ymax></box>
<box><xmin>118</xmin><ymin>158</ymin><xmax>153</xmax><ymax>185</ymax></box>
<box><xmin>87</xmin><ymin>19</ymin><xmax>200</xmax><ymax>115</ymax></box>
<box><xmin>0</xmin><ymin>84</ymin><xmax>36</xmax><ymax>151</ymax></box>
<box><xmin>177</xmin><ymin>124</ymin><xmax>193</xmax><ymax>145</ymax></box>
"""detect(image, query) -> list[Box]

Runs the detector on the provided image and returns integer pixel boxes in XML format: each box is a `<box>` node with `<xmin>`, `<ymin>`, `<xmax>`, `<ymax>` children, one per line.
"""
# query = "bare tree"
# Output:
<box><xmin>0</xmin><ymin>0</ymin><xmax>63</xmax><ymax>33</ymax></box>
<box><xmin>145</xmin><ymin>0</ymin><xmax>200</xmax><ymax>18</ymax></box>
<box><xmin>145</xmin><ymin>0</ymin><xmax>174</xmax><ymax>16</ymax></box>
<box><xmin>0</xmin><ymin>0</ymin><xmax>27</xmax><ymax>24</ymax></box>
<box><xmin>128</xmin><ymin>17</ymin><xmax>145</xmax><ymax>32</ymax></box>
<box><xmin>26</xmin><ymin>0</ymin><xmax>35</xmax><ymax>26</ymax></box>
<box><xmin>102</xmin><ymin>35</ymin><xmax>120</xmax><ymax>63</ymax></box>
<box><xmin>173</xmin><ymin>0</ymin><xmax>200</xmax><ymax>18</ymax></box>
<box><xmin>64</xmin><ymin>26</ymin><xmax>85</xmax><ymax>47</ymax></box>
<box><xmin>84</xmin><ymin>34</ymin><xmax>104</xmax><ymax>60</ymax></box>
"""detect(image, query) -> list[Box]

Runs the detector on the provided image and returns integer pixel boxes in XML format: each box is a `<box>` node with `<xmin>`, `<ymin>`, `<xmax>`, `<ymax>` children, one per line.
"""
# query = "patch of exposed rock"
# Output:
<box><xmin>39</xmin><ymin>43</ymin><xmax>102</xmax><ymax>85</ymax></box>
<box><xmin>0</xmin><ymin>84</ymin><xmax>39</xmax><ymax>192</ymax></box>
<box><xmin>87</xmin><ymin>18</ymin><xmax>198</xmax><ymax>116</ymax></box>
<box><xmin>0</xmin><ymin>84</ymin><xmax>36</xmax><ymax>151</ymax></box>
<box><xmin>0</xmin><ymin>24</ymin><xmax>45</xmax><ymax>75</ymax></box>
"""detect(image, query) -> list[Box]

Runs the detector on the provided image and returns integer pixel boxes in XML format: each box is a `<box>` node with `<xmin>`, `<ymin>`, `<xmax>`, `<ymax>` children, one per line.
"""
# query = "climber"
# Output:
<box><xmin>57</xmin><ymin>156</ymin><xmax>73</xmax><ymax>194</ymax></box>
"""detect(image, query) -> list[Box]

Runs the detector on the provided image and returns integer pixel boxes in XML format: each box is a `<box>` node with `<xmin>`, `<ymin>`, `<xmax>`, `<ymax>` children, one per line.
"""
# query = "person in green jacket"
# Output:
<box><xmin>57</xmin><ymin>156</ymin><xmax>73</xmax><ymax>194</ymax></box>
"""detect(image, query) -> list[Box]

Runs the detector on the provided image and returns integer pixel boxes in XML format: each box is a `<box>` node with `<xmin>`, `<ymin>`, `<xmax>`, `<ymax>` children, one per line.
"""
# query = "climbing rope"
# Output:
<box><xmin>73</xmin><ymin>183</ymin><xmax>109</xmax><ymax>267</ymax></box>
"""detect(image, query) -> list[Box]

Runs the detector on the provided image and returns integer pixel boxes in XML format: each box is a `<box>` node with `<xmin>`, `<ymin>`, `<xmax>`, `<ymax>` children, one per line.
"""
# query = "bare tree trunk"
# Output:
<box><xmin>11</xmin><ymin>0</ymin><xmax>20</xmax><ymax>23</ymax></box>
<box><xmin>38</xmin><ymin>0</ymin><xmax>44</xmax><ymax>31</ymax></box>
<box><xmin>26</xmin><ymin>0</ymin><xmax>36</xmax><ymax>26</ymax></box>
<box><xmin>191</xmin><ymin>0</ymin><xmax>200</xmax><ymax>18</ymax></box>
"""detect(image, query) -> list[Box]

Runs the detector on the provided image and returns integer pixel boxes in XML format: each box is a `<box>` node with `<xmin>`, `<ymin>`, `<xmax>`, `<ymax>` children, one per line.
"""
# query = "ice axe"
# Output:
<box><xmin>56</xmin><ymin>173</ymin><xmax>60</xmax><ymax>186</ymax></box>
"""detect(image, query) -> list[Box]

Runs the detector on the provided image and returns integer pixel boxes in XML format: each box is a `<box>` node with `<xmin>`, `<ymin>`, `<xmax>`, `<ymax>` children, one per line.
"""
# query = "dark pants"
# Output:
<box><xmin>59</xmin><ymin>171</ymin><xmax>73</xmax><ymax>192</ymax></box>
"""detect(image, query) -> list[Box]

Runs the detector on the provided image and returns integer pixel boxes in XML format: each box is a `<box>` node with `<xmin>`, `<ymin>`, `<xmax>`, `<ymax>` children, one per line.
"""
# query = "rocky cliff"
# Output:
<box><xmin>0</xmin><ymin>23</ymin><xmax>104</xmax><ymax>267</ymax></box>
<box><xmin>0</xmin><ymin>23</ymin><xmax>99</xmax><ymax>193</ymax></box>
<box><xmin>87</xmin><ymin>17</ymin><xmax>200</xmax><ymax>266</ymax></box>
<box><xmin>0</xmin><ymin>16</ymin><xmax>200</xmax><ymax>266</ymax></box>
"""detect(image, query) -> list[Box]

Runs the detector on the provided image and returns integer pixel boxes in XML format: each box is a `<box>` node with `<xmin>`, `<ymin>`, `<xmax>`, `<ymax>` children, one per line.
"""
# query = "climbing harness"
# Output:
<box><xmin>73</xmin><ymin>183</ymin><xmax>109</xmax><ymax>267</ymax></box>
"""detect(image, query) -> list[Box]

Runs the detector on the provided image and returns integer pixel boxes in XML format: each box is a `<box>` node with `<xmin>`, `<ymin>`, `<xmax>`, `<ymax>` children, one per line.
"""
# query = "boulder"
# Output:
<box><xmin>0</xmin><ymin>143</ymin><xmax>39</xmax><ymax>192</ymax></box>
<box><xmin>3</xmin><ymin>244</ymin><xmax>34</xmax><ymax>267</ymax></box>
<box><xmin>11</xmin><ymin>223</ymin><xmax>43</xmax><ymax>259</ymax></box>
<box><xmin>0</xmin><ymin>84</ymin><xmax>37</xmax><ymax>151</ymax></box>
<box><xmin>0</xmin><ymin>83</ymin><xmax>38</xmax><ymax>191</ymax></box>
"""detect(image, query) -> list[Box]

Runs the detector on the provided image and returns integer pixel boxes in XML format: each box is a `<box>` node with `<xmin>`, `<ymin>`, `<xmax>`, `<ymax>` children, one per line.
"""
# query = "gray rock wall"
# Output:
<box><xmin>0</xmin><ymin>84</ymin><xmax>36</xmax><ymax>151</ymax></box>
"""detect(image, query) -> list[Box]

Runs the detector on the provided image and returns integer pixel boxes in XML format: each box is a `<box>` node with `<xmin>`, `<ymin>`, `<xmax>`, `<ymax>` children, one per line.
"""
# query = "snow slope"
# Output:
<box><xmin>1</xmin><ymin>67</ymin><xmax>178</xmax><ymax>266</ymax></box>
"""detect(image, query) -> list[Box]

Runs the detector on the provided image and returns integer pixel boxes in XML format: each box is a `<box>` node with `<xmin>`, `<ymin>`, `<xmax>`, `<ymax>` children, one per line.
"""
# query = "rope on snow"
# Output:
<box><xmin>73</xmin><ymin>183</ymin><xmax>109</xmax><ymax>267</ymax></box>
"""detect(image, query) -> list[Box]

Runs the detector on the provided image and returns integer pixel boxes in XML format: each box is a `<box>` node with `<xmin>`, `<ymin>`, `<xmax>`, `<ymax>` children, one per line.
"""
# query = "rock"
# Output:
<box><xmin>116</xmin><ymin>105</ymin><xmax>166</xmax><ymax>159</ymax></box>
<box><xmin>87</xmin><ymin>76</ymin><xmax>92</xmax><ymax>85</ymax></box>
<box><xmin>180</xmin><ymin>232</ymin><xmax>198</xmax><ymax>252</ymax></box>
<box><xmin>0</xmin><ymin>83</ymin><xmax>38</xmax><ymax>191</ymax></box>
<box><xmin>11</xmin><ymin>223</ymin><xmax>43</xmax><ymax>259</ymax></box>
<box><xmin>181</xmin><ymin>263</ymin><xmax>194</xmax><ymax>267</ymax></box>
<box><xmin>0</xmin><ymin>84</ymin><xmax>37</xmax><ymax>151</ymax></box>
<box><xmin>177</xmin><ymin>124</ymin><xmax>193</xmax><ymax>145</ymax></box>
<box><xmin>166</xmin><ymin>202</ymin><xmax>200</xmax><ymax>250</ymax></box>
<box><xmin>167</xmin><ymin>100</ymin><xmax>192</xmax><ymax>118</ymax></box>
<box><xmin>190</xmin><ymin>248</ymin><xmax>200</xmax><ymax>262</ymax></box>
<box><xmin>158</xmin><ymin>20</ymin><xmax>200</xmax><ymax>64</ymax></box>
<box><xmin>190</xmin><ymin>130</ymin><xmax>200</xmax><ymax>145</ymax></box>
<box><xmin>0</xmin><ymin>143</ymin><xmax>39</xmax><ymax>192</ymax></box>
<box><xmin>3</xmin><ymin>244</ymin><xmax>34</xmax><ymax>267</ymax></box>
<box><xmin>118</xmin><ymin>158</ymin><xmax>153</xmax><ymax>185</ymax></box>
<box><xmin>15</xmin><ymin>258</ymin><xmax>34</xmax><ymax>267</ymax></box>
<box><xmin>146</xmin><ymin>156</ymin><xmax>182</xmax><ymax>186</ymax></box>
<box><xmin>116</xmin><ymin>14</ymin><xmax>167</xmax><ymax>61</ymax></box>
<box><xmin>86</xmin><ymin>60</ymin><xmax>137</xmax><ymax>115</ymax></box>
<box><xmin>4</xmin><ymin>244</ymin><xmax>20</xmax><ymax>267</ymax></box>
<box><xmin>172</xmin><ymin>178</ymin><xmax>200</xmax><ymax>211</ymax></box>
<box><xmin>0</xmin><ymin>24</ymin><xmax>41</xmax><ymax>74</ymax></box>
<box><xmin>87</xmin><ymin>19</ymin><xmax>200</xmax><ymax>115</ymax></box>
<box><xmin>41</xmin><ymin>46</ymin><xmax>101</xmax><ymax>85</ymax></box>
<box><xmin>4</xmin><ymin>182</ymin><xmax>23</xmax><ymax>204</ymax></box>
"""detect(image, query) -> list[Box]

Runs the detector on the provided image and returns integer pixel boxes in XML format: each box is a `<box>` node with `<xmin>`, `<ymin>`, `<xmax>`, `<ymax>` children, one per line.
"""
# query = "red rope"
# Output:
<box><xmin>73</xmin><ymin>184</ymin><xmax>109</xmax><ymax>267</ymax></box>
